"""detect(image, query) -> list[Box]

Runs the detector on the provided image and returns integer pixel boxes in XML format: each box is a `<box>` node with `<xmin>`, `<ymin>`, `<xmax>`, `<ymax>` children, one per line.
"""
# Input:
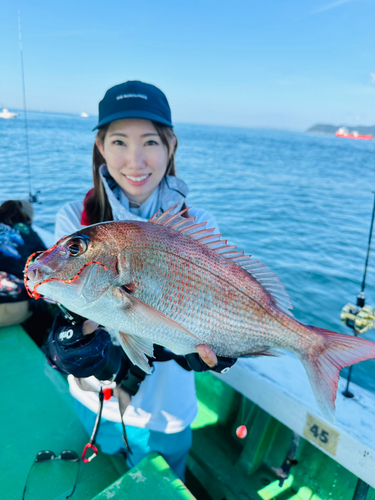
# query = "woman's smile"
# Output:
<box><xmin>124</xmin><ymin>173</ymin><xmax>152</xmax><ymax>186</ymax></box>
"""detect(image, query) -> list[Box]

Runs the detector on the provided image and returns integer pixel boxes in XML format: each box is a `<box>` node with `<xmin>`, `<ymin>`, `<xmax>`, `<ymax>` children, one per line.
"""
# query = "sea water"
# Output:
<box><xmin>1</xmin><ymin>111</ymin><xmax>375</xmax><ymax>393</ymax></box>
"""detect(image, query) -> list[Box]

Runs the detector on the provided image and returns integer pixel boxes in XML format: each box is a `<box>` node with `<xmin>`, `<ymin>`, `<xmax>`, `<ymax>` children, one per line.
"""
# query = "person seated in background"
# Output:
<box><xmin>0</xmin><ymin>199</ymin><xmax>55</xmax><ymax>345</ymax></box>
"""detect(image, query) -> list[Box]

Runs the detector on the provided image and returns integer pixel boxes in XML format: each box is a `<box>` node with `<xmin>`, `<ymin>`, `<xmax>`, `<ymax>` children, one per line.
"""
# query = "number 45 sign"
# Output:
<box><xmin>303</xmin><ymin>413</ymin><xmax>340</xmax><ymax>456</ymax></box>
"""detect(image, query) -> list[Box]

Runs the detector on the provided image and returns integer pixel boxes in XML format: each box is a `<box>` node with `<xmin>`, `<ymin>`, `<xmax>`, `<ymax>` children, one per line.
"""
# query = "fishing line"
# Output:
<box><xmin>239</xmin><ymin>395</ymin><xmax>245</xmax><ymax>424</ymax></box>
<box><xmin>359</xmin><ymin>190</ymin><xmax>375</xmax><ymax>304</ymax></box>
<box><xmin>242</xmin><ymin>403</ymin><xmax>252</xmax><ymax>428</ymax></box>
<box><xmin>236</xmin><ymin>396</ymin><xmax>252</xmax><ymax>439</ymax></box>
<box><xmin>18</xmin><ymin>8</ymin><xmax>39</xmax><ymax>204</ymax></box>
<box><xmin>342</xmin><ymin>191</ymin><xmax>375</xmax><ymax>398</ymax></box>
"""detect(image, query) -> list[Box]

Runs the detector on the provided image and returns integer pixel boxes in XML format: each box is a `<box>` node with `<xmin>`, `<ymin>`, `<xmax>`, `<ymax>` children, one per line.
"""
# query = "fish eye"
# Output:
<box><xmin>67</xmin><ymin>237</ymin><xmax>88</xmax><ymax>257</ymax></box>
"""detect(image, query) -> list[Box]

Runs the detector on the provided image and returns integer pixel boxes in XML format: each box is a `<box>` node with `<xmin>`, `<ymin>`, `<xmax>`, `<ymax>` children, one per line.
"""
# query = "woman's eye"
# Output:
<box><xmin>67</xmin><ymin>237</ymin><xmax>88</xmax><ymax>257</ymax></box>
<box><xmin>145</xmin><ymin>140</ymin><xmax>158</xmax><ymax>146</ymax></box>
<box><xmin>113</xmin><ymin>140</ymin><xmax>125</xmax><ymax>146</ymax></box>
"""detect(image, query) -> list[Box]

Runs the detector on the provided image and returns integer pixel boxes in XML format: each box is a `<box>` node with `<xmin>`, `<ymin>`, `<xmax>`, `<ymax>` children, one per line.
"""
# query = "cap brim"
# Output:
<box><xmin>92</xmin><ymin>110</ymin><xmax>173</xmax><ymax>131</ymax></box>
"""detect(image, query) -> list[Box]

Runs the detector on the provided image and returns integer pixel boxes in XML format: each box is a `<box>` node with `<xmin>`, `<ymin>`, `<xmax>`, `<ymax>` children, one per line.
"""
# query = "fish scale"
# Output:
<box><xmin>25</xmin><ymin>206</ymin><xmax>375</xmax><ymax>420</ymax></box>
<box><xmin>124</xmin><ymin>226</ymin><xmax>307</xmax><ymax>357</ymax></box>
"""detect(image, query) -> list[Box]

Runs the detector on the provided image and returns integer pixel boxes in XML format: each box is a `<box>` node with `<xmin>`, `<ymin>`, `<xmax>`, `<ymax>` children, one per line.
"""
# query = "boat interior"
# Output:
<box><xmin>2</xmin><ymin>322</ymin><xmax>375</xmax><ymax>499</ymax></box>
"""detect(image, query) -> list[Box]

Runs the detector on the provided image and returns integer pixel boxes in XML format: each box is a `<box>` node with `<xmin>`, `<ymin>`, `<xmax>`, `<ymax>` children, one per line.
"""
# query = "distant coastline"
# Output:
<box><xmin>307</xmin><ymin>123</ymin><xmax>375</xmax><ymax>135</ymax></box>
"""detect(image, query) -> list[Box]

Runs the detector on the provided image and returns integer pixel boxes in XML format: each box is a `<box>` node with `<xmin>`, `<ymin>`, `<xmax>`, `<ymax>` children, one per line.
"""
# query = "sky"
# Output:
<box><xmin>0</xmin><ymin>0</ymin><xmax>374</xmax><ymax>130</ymax></box>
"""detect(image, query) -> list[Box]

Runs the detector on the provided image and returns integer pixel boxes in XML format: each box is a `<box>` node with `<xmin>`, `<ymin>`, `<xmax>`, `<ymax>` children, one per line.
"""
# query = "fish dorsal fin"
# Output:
<box><xmin>148</xmin><ymin>205</ymin><xmax>293</xmax><ymax>316</ymax></box>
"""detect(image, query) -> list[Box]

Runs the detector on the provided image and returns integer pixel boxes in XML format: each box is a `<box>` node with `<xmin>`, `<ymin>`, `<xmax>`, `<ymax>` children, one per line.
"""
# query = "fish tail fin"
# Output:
<box><xmin>299</xmin><ymin>326</ymin><xmax>375</xmax><ymax>422</ymax></box>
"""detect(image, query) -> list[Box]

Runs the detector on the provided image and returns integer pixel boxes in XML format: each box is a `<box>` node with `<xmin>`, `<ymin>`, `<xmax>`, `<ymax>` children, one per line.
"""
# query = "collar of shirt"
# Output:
<box><xmin>99</xmin><ymin>165</ymin><xmax>189</xmax><ymax>222</ymax></box>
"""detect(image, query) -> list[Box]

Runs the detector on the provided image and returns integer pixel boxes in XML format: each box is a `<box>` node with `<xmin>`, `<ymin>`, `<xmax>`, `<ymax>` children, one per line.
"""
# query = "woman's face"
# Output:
<box><xmin>96</xmin><ymin>119</ymin><xmax>171</xmax><ymax>204</ymax></box>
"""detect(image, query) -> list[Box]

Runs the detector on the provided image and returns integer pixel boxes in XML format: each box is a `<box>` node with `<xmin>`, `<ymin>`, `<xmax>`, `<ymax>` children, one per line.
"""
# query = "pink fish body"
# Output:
<box><xmin>25</xmin><ymin>206</ymin><xmax>375</xmax><ymax>420</ymax></box>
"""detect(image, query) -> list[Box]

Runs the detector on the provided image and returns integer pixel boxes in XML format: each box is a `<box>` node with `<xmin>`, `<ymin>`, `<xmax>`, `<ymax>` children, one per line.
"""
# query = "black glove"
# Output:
<box><xmin>44</xmin><ymin>311</ymin><xmax>121</xmax><ymax>380</ymax></box>
<box><xmin>185</xmin><ymin>352</ymin><xmax>237</xmax><ymax>373</ymax></box>
<box><xmin>152</xmin><ymin>344</ymin><xmax>237</xmax><ymax>373</ymax></box>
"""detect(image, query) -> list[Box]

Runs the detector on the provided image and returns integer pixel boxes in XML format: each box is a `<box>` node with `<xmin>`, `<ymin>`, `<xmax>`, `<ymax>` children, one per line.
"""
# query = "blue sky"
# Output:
<box><xmin>0</xmin><ymin>0</ymin><xmax>374</xmax><ymax>130</ymax></box>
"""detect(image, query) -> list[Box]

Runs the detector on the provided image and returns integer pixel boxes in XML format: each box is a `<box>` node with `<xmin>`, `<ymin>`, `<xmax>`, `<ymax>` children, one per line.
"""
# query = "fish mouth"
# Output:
<box><xmin>24</xmin><ymin>245</ymin><xmax>67</xmax><ymax>299</ymax></box>
<box><xmin>26</xmin><ymin>265</ymin><xmax>54</xmax><ymax>291</ymax></box>
<box><xmin>24</xmin><ymin>249</ymin><xmax>109</xmax><ymax>300</ymax></box>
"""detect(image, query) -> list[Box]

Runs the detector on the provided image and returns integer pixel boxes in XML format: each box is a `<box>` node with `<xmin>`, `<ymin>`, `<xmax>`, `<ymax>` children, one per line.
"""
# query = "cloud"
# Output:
<box><xmin>310</xmin><ymin>0</ymin><xmax>355</xmax><ymax>15</ymax></box>
<box><xmin>371</xmin><ymin>73</ymin><xmax>375</xmax><ymax>85</ymax></box>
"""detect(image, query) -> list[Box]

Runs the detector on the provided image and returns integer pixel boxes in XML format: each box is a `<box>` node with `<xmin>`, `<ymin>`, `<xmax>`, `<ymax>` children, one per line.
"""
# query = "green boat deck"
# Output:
<box><xmin>0</xmin><ymin>325</ymin><xmax>194</xmax><ymax>499</ymax></box>
<box><xmin>1</xmin><ymin>325</ymin><xmax>374</xmax><ymax>499</ymax></box>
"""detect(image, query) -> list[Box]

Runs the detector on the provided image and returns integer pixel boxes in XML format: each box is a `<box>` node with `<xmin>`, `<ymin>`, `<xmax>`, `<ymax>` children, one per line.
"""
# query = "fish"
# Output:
<box><xmin>25</xmin><ymin>205</ymin><xmax>375</xmax><ymax>420</ymax></box>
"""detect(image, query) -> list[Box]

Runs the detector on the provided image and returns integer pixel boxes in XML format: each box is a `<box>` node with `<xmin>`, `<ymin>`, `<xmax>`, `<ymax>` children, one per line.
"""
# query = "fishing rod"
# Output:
<box><xmin>358</xmin><ymin>191</ymin><xmax>375</xmax><ymax>306</ymax></box>
<box><xmin>342</xmin><ymin>191</ymin><xmax>375</xmax><ymax>398</ymax></box>
<box><xmin>18</xmin><ymin>8</ymin><xmax>39</xmax><ymax>204</ymax></box>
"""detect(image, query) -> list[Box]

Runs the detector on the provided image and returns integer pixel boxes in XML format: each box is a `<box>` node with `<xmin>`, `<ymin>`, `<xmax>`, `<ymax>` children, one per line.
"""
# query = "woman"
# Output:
<box><xmin>48</xmin><ymin>81</ymin><xmax>236</xmax><ymax>481</ymax></box>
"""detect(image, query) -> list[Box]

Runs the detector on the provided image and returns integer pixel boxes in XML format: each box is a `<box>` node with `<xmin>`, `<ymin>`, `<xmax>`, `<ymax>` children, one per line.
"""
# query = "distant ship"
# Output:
<box><xmin>335</xmin><ymin>127</ymin><xmax>373</xmax><ymax>140</ymax></box>
<box><xmin>0</xmin><ymin>108</ymin><xmax>19</xmax><ymax>119</ymax></box>
<box><xmin>80</xmin><ymin>112</ymin><xmax>89</xmax><ymax>118</ymax></box>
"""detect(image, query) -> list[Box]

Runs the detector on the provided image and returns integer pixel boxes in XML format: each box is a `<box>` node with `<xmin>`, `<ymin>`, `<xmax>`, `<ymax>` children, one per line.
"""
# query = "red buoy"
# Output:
<box><xmin>236</xmin><ymin>425</ymin><xmax>247</xmax><ymax>439</ymax></box>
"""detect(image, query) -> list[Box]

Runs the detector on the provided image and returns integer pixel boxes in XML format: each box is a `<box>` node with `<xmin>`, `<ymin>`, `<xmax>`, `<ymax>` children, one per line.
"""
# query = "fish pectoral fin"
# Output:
<box><xmin>118</xmin><ymin>332</ymin><xmax>154</xmax><ymax>375</ymax></box>
<box><xmin>118</xmin><ymin>287</ymin><xmax>202</xmax><ymax>342</ymax></box>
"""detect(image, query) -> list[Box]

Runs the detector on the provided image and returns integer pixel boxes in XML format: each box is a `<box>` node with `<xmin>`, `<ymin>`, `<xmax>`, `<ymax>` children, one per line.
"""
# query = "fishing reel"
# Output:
<box><xmin>29</xmin><ymin>190</ymin><xmax>41</xmax><ymax>204</ymax></box>
<box><xmin>340</xmin><ymin>300</ymin><xmax>375</xmax><ymax>334</ymax></box>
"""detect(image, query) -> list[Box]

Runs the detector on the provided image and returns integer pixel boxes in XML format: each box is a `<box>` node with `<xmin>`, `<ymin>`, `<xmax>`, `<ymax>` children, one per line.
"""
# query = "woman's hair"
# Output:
<box><xmin>0</xmin><ymin>200</ymin><xmax>32</xmax><ymax>226</ymax></box>
<box><xmin>85</xmin><ymin>121</ymin><xmax>179</xmax><ymax>224</ymax></box>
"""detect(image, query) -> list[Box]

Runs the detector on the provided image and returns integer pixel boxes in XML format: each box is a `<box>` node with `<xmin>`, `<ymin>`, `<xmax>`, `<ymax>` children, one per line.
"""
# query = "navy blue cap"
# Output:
<box><xmin>93</xmin><ymin>81</ymin><xmax>172</xmax><ymax>130</ymax></box>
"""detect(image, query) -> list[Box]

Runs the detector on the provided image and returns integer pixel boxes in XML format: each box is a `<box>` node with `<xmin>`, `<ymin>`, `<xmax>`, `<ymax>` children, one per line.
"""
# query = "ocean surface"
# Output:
<box><xmin>1</xmin><ymin>111</ymin><xmax>375</xmax><ymax>394</ymax></box>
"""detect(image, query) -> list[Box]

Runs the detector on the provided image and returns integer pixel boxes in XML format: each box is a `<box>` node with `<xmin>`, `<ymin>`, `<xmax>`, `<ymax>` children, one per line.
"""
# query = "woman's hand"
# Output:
<box><xmin>196</xmin><ymin>344</ymin><xmax>218</xmax><ymax>367</ymax></box>
<box><xmin>186</xmin><ymin>345</ymin><xmax>237</xmax><ymax>373</ymax></box>
<box><xmin>45</xmin><ymin>312</ymin><xmax>117</xmax><ymax>378</ymax></box>
<box><xmin>82</xmin><ymin>319</ymin><xmax>100</xmax><ymax>335</ymax></box>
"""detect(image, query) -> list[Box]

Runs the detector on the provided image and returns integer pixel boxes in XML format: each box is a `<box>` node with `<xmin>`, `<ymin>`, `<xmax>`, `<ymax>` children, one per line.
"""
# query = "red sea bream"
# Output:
<box><xmin>25</xmin><ymin>206</ymin><xmax>375</xmax><ymax>420</ymax></box>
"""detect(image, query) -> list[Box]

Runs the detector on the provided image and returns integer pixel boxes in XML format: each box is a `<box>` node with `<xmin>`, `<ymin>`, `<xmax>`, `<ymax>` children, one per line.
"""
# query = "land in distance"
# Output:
<box><xmin>307</xmin><ymin>124</ymin><xmax>375</xmax><ymax>135</ymax></box>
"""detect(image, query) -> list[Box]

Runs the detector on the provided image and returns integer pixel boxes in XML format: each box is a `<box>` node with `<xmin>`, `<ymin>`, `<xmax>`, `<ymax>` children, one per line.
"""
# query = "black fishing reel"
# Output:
<box><xmin>29</xmin><ymin>190</ymin><xmax>41</xmax><ymax>204</ymax></box>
